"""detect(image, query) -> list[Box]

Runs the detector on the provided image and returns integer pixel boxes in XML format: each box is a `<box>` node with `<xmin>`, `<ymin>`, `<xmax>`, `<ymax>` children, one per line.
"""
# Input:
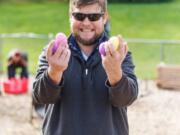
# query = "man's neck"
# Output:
<box><xmin>78</xmin><ymin>43</ymin><xmax>95</xmax><ymax>56</ymax></box>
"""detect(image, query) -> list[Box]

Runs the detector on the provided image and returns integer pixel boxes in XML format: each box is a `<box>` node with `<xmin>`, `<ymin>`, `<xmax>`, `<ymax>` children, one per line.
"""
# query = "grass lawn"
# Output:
<box><xmin>0</xmin><ymin>1</ymin><xmax>180</xmax><ymax>79</ymax></box>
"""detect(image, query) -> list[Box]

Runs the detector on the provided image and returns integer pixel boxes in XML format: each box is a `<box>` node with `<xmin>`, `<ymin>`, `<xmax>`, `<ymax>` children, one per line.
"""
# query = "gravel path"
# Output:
<box><xmin>0</xmin><ymin>79</ymin><xmax>180</xmax><ymax>135</ymax></box>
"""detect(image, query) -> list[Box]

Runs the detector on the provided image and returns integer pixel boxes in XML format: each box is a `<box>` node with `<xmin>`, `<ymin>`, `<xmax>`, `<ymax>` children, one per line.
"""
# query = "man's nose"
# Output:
<box><xmin>82</xmin><ymin>17</ymin><xmax>91</xmax><ymax>25</ymax></box>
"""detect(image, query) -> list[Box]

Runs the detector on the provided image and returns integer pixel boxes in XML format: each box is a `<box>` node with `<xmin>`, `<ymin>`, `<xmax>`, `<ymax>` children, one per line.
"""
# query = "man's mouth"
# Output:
<box><xmin>80</xmin><ymin>28</ymin><xmax>93</xmax><ymax>32</ymax></box>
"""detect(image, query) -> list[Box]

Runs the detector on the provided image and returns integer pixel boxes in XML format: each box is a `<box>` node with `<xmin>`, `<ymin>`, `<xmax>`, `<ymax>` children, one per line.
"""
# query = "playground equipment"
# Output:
<box><xmin>2</xmin><ymin>77</ymin><xmax>28</xmax><ymax>94</ymax></box>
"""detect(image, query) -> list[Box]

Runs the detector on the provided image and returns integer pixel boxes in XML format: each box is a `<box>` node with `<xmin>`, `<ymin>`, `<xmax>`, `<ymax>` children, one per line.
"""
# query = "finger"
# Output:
<box><xmin>53</xmin><ymin>43</ymin><xmax>66</xmax><ymax>58</ymax></box>
<box><xmin>65</xmin><ymin>43</ymin><xmax>69</xmax><ymax>49</ymax></box>
<box><xmin>60</xmin><ymin>49</ymin><xmax>69</xmax><ymax>60</ymax></box>
<box><xmin>117</xmin><ymin>34</ymin><xmax>124</xmax><ymax>45</ymax></box>
<box><xmin>108</xmin><ymin>41</ymin><xmax>116</xmax><ymax>57</ymax></box>
<box><xmin>124</xmin><ymin>41</ymin><xmax>128</xmax><ymax>55</ymax></box>
<box><xmin>46</xmin><ymin>40</ymin><xmax>55</xmax><ymax>58</ymax></box>
<box><xmin>121</xmin><ymin>41</ymin><xmax>128</xmax><ymax>54</ymax></box>
<box><xmin>104</xmin><ymin>42</ymin><xmax>112</xmax><ymax>57</ymax></box>
<box><xmin>119</xmin><ymin>41</ymin><xmax>128</xmax><ymax>61</ymax></box>
<box><xmin>101</xmin><ymin>54</ymin><xmax>105</xmax><ymax>60</ymax></box>
<box><xmin>64</xmin><ymin>49</ymin><xmax>71</xmax><ymax>63</ymax></box>
<box><xmin>117</xmin><ymin>35</ymin><xmax>124</xmax><ymax>52</ymax></box>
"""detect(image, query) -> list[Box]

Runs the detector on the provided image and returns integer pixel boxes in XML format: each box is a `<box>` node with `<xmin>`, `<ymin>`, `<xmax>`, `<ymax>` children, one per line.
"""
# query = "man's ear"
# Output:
<box><xmin>69</xmin><ymin>12</ymin><xmax>72</xmax><ymax>22</ymax></box>
<box><xmin>69</xmin><ymin>12</ymin><xmax>74</xmax><ymax>27</ymax></box>
<box><xmin>103</xmin><ymin>12</ymin><xmax>108</xmax><ymax>25</ymax></box>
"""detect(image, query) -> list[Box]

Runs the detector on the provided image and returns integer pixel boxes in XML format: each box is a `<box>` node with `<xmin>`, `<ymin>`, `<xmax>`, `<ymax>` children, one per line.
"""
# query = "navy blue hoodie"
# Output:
<box><xmin>33</xmin><ymin>32</ymin><xmax>138</xmax><ymax>135</ymax></box>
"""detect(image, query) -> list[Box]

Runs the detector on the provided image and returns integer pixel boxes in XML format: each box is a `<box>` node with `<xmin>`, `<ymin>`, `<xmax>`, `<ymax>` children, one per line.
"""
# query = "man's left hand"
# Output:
<box><xmin>101</xmin><ymin>36</ymin><xmax>128</xmax><ymax>86</ymax></box>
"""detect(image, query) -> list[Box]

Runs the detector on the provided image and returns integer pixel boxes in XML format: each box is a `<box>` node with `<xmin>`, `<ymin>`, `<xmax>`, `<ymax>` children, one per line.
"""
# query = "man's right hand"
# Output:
<box><xmin>46</xmin><ymin>40</ymin><xmax>71</xmax><ymax>84</ymax></box>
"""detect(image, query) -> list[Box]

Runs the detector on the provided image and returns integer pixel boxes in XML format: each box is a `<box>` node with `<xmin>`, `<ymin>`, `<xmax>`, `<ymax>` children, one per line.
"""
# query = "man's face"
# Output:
<box><xmin>70</xmin><ymin>3</ymin><xmax>107</xmax><ymax>46</ymax></box>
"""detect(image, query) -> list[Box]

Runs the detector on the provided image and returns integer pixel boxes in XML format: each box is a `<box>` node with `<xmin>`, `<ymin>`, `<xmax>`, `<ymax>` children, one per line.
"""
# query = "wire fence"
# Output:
<box><xmin>0</xmin><ymin>33</ymin><xmax>54</xmax><ymax>74</ymax></box>
<box><xmin>0</xmin><ymin>33</ymin><xmax>180</xmax><ymax>79</ymax></box>
<box><xmin>127</xmin><ymin>38</ymin><xmax>180</xmax><ymax>62</ymax></box>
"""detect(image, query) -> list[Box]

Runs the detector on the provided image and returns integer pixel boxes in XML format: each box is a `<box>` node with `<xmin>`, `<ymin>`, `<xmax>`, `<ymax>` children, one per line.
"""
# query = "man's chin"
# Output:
<box><xmin>74</xmin><ymin>33</ymin><xmax>102</xmax><ymax>46</ymax></box>
<box><xmin>79</xmin><ymin>40</ymin><xmax>95</xmax><ymax>46</ymax></box>
<box><xmin>76</xmin><ymin>37</ymin><xmax>96</xmax><ymax>46</ymax></box>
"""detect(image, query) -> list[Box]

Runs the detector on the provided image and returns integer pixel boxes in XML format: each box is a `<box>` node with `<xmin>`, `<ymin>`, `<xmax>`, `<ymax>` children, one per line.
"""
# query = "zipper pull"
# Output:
<box><xmin>85</xmin><ymin>68</ymin><xmax>88</xmax><ymax>75</ymax></box>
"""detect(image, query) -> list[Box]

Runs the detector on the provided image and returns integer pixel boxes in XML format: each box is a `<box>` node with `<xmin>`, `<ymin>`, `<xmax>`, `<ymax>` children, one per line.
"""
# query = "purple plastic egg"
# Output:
<box><xmin>52</xmin><ymin>33</ymin><xmax>67</xmax><ymax>54</ymax></box>
<box><xmin>99</xmin><ymin>42</ymin><xmax>106</xmax><ymax>56</ymax></box>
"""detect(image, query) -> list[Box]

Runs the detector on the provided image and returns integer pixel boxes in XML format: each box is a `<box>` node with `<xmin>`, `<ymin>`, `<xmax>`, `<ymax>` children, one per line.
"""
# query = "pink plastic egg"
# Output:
<box><xmin>52</xmin><ymin>33</ymin><xmax>67</xmax><ymax>54</ymax></box>
<box><xmin>99</xmin><ymin>42</ymin><xmax>106</xmax><ymax>56</ymax></box>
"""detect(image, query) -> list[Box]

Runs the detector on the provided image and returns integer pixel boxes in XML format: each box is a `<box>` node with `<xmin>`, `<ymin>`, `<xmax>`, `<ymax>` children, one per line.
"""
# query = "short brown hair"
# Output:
<box><xmin>69</xmin><ymin>0</ymin><xmax>107</xmax><ymax>13</ymax></box>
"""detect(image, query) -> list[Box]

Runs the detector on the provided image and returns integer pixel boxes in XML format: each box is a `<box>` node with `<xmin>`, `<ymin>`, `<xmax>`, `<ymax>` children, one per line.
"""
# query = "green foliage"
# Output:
<box><xmin>0</xmin><ymin>0</ymin><xmax>174</xmax><ymax>3</ymax></box>
<box><xmin>108</xmin><ymin>0</ymin><xmax>173</xmax><ymax>3</ymax></box>
<box><xmin>0</xmin><ymin>0</ymin><xmax>68</xmax><ymax>4</ymax></box>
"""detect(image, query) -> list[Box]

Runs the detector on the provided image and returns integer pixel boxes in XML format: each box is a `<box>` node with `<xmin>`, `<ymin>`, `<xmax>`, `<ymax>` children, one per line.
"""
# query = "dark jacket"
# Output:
<box><xmin>33</xmin><ymin>33</ymin><xmax>138</xmax><ymax>135</ymax></box>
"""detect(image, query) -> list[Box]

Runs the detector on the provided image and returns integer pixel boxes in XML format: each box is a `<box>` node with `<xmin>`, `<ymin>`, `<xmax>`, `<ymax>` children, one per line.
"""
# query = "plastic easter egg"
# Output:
<box><xmin>109</xmin><ymin>36</ymin><xmax>120</xmax><ymax>51</ymax></box>
<box><xmin>99</xmin><ymin>42</ymin><xmax>106</xmax><ymax>56</ymax></box>
<box><xmin>52</xmin><ymin>33</ymin><xmax>67</xmax><ymax>54</ymax></box>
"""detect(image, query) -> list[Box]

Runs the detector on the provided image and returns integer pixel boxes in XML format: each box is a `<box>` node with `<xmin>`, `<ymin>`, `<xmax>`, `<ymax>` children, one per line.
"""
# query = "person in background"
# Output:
<box><xmin>33</xmin><ymin>0</ymin><xmax>138</xmax><ymax>134</ymax></box>
<box><xmin>7</xmin><ymin>49</ymin><xmax>28</xmax><ymax>79</ymax></box>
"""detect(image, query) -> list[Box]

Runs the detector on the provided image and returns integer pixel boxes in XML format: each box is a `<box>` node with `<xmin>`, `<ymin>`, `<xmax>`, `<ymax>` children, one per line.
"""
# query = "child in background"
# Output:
<box><xmin>7</xmin><ymin>49</ymin><xmax>28</xmax><ymax>79</ymax></box>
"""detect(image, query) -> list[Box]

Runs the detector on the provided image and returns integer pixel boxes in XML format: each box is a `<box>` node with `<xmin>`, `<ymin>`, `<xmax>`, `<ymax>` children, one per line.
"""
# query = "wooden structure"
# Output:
<box><xmin>157</xmin><ymin>64</ymin><xmax>180</xmax><ymax>89</ymax></box>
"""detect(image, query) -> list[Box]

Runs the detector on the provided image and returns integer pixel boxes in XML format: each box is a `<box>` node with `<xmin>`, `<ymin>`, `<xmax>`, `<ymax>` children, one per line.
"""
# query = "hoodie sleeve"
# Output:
<box><xmin>106</xmin><ymin>52</ymin><xmax>138</xmax><ymax>107</ymax></box>
<box><xmin>32</xmin><ymin>47</ymin><xmax>64</xmax><ymax>104</ymax></box>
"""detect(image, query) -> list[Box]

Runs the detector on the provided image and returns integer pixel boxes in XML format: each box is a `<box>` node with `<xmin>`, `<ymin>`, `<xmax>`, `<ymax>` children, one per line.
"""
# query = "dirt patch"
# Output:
<box><xmin>129</xmin><ymin>80</ymin><xmax>180</xmax><ymax>135</ymax></box>
<box><xmin>0</xmin><ymin>93</ymin><xmax>42</xmax><ymax>135</ymax></box>
<box><xmin>0</xmin><ymin>79</ymin><xmax>180</xmax><ymax>135</ymax></box>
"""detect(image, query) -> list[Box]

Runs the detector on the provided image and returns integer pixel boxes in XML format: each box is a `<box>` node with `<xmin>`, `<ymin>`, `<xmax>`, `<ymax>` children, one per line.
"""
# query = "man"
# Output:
<box><xmin>7</xmin><ymin>49</ymin><xmax>28</xmax><ymax>79</ymax></box>
<box><xmin>33</xmin><ymin>0</ymin><xmax>138</xmax><ymax>134</ymax></box>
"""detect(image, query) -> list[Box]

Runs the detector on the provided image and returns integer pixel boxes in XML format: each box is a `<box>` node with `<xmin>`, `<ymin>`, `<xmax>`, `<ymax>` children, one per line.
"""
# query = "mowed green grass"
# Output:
<box><xmin>0</xmin><ymin>1</ymin><xmax>180</xmax><ymax>79</ymax></box>
<box><xmin>0</xmin><ymin>38</ymin><xmax>49</xmax><ymax>74</ymax></box>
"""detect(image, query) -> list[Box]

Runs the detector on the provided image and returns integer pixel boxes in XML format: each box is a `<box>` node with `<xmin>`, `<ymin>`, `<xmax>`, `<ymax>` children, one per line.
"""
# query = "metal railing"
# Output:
<box><xmin>0</xmin><ymin>33</ymin><xmax>54</xmax><ymax>73</ymax></box>
<box><xmin>1</xmin><ymin>32</ymin><xmax>180</xmax><ymax>73</ymax></box>
<box><xmin>127</xmin><ymin>38</ymin><xmax>180</xmax><ymax>62</ymax></box>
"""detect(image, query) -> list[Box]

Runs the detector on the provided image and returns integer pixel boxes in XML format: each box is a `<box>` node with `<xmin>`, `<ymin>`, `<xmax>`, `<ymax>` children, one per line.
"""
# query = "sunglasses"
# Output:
<box><xmin>72</xmin><ymin>12</ymin><xmax>104</xmax><ymax>22</ymax></box>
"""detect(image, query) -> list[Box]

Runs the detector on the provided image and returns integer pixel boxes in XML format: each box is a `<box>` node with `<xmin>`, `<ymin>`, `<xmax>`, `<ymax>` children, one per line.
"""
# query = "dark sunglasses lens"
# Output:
<box><xmin>73</xmin><ymin>13</ymin><xmax>103</xmax><ymax>21</ymax></box>
<box><xmin>88</xmin><ymin>14</ymin><xmax>102</xmax><ymax>21</ymax></box>
<box><xmin>73</xmin><ymin>13</ymin><xmax>86</xmax><ymax>21</ymax></box>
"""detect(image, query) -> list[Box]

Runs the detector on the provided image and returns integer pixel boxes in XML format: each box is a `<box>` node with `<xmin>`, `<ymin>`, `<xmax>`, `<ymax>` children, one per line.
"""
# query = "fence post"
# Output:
<box><xmin>160</xmin><ymin>42</ymin><xmax>165</xmax><ymax>62</ymax></box>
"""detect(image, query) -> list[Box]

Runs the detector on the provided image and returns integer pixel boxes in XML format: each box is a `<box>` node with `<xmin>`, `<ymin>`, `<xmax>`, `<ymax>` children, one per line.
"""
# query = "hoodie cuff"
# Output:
<box><xmin>45</xmin><ymin>70</ymin><xmax>64</xmax><ymax>89</ymax></box>
<box><xmin>105</xmin><ymin>73</ymin><xmax>127</xmax><ymax>90</ymax></box>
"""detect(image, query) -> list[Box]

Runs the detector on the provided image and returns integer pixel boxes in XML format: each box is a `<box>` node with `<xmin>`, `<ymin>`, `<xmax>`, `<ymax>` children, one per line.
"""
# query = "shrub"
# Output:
<box><xmin>108</xmin><ymin>0</ymin><xmax>173</xmax><ymax>3</ymax></box>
